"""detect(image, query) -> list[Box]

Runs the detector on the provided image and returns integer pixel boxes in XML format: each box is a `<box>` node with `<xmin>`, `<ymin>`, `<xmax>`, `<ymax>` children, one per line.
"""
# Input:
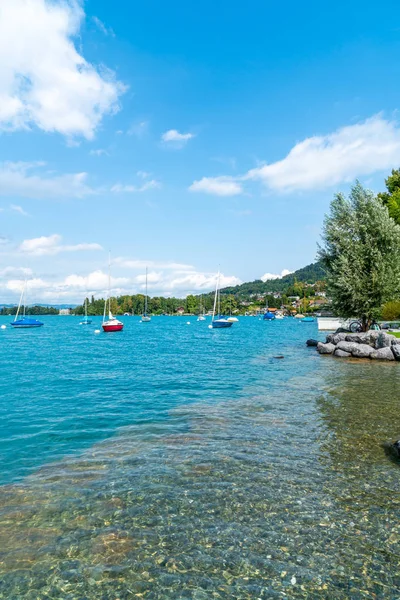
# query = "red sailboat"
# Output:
<box><xmin>102</xmin><ymin>255</ymin><xmax>124</xmax><ymax>333</ymax></box>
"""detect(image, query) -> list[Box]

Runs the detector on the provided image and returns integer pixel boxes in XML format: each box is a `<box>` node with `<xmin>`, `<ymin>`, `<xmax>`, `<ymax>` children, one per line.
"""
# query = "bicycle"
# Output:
<box><xmin>348</xmin><ymin>320</ymin><xmax>381</xmax><ymax>333</ymax></box>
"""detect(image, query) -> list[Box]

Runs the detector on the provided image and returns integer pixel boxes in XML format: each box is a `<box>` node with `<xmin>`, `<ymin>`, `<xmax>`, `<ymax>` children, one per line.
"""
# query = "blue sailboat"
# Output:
<box><xmin>11</xmin><ymin>280</ymin><xmax>43</xmax><ymax>328</ymax></box>
<box><xmin>209</xmin><ymin>272</ymin><xmax>232</xmax><ymax>329</ymax></box>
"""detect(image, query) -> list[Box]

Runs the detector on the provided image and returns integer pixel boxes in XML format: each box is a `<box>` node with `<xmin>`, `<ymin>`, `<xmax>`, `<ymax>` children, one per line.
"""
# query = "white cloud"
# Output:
<box><xmin>190</xmin><ymin>114</ymin><xmax>400</xmax><ymax>195</ymax></box>
<box><xmin>10</xmin><ymin>204</ymin><xmax>29</xmax><ymax>216</ymax></box>
<box><xmin>261</xmin><ymin>269</ymin><xmax>293</xmax><ymax>282</ymax></box>
<box><xmin>245</xmin><ymin>114</ymin><xmax>400</xmax><ymax>192</ymax></box>
<box><xmin>0</xmin><ymin>266</ymin><xmax>32</xmax><ymax>277</ymax></box>
<box><xmin>0</xmin><ymin>161</ymin><xmax>93</xmax><ymax>199</ymax></box>
<box><xmin>114</xmin><ymin>257</ymin><xmax>194</xmax><ymax>270</ymax></box>
<box><xmin>161</xmin><ymin>129</ymin><xmax>194</xmax><ymax>146</ymax></box>
<box><xmin>0</xmin><ymin>0</ymin><xmax>125</xmax><ymax>139</ymax></box>
<box><xmin>137</xmin><ymin>170</ymin><xmax>151</xmax><ymax>179</ymax></box>
<box><xmin>110</xmin><ymin>180</ymin><xmax>160</xmax><ymax>193</ymax></box>
<box><xmin>189</xmin><ymin>176</ymin><xmax>243</xmax><ymax>196</ymax></box>
<box><xmin>19</xmin><ymin>234</ymin><xmax>102</xmax><ymax>256</ymax></box>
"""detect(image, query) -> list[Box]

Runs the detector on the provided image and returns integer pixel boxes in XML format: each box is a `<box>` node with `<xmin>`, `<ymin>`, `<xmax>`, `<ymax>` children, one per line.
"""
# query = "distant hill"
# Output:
<box><xmin>219</xmin><ymin>261</ymin><xmax>326</xmax><ymax>297</ymax></box>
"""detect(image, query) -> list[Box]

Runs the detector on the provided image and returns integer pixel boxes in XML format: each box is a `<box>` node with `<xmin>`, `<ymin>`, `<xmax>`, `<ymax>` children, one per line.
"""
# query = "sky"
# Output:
<box><xmin>1</xmin><ymin>0</ymin><xmax>400</xmax><ymax>303</ymax></box>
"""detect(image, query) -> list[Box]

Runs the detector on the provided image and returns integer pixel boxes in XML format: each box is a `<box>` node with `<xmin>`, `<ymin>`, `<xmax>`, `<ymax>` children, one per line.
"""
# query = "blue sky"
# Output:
<box><xmin>1</xmin><ymin>0</ymin><xmax>400</xmax><ymax>302</ymax></box>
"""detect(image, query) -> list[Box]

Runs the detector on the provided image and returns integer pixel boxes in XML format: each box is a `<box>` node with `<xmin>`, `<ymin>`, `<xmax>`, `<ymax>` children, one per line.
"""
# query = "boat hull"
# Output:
<box><xmin>212</xmin><ymin>320</ymin><xmax>233</xmax><ymax>328</ymax></box>
<box><xmin>11</xmin><ymin>318</ymin><xmax>43</xmax><ymax>328</ymax></box>
<box><xmin>141</xmin><ymin>316</ymin><xmax>151</xmax><ymax>322</ymax></box>
<box><xmin>102</xmin><ymin>323</ymin><xmax>124</xmax><ymax>332</ymax></box>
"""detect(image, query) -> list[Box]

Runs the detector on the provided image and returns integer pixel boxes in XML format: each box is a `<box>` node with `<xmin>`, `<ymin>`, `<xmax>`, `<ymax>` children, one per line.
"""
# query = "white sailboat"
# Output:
<box><xmin>197</xmin><ymin>294</ymin><xmax>206</xmax><ymax>321</ymax></box>
<box><xmin>208</xmin><ymin>272</ymin><xmax>232</xmax><ymax>329</ymax></box>
<box><xmin>102</xmin><ymin>255</ymin><xmax>123</xmax><ymax>332</ymax></box>
<box><xmin>141</xmin><ymin>267</ymin><xmax>151</xmax><ymax>322</ymax></box>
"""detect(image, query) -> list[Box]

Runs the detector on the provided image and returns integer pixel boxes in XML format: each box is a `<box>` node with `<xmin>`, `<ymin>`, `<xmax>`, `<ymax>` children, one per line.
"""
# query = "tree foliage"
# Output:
<box><xmin>318</xmin><ymin>182</ymin><xmax>400</xmax><ymax>330</ymax></box>
<box><xmin>381</xmin><ymin>300</ymin><xmax>400</xmax><ymax>322</ymax></box>
<box><xmin>377</xmin><ymin>168</ymin><xmax>400</xmax><ymax>225</ymax></box>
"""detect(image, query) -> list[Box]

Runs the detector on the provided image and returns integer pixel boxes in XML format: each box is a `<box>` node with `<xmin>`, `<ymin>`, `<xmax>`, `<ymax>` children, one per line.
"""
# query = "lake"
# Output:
<box><xmin>0</xmin><ymin>316</ymin><xmax>399</xmax><ymax>598</ymax></box>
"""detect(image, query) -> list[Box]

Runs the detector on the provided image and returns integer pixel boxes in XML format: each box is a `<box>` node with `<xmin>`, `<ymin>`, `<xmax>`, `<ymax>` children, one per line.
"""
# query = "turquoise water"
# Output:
<box><xmin>0</xmin><ymin>316</ymin><xmax>400</xmax><ymax>598</ymax></box>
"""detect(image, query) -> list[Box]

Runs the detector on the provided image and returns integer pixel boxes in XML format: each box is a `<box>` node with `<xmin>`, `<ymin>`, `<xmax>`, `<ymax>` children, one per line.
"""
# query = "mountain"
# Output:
<box><xmin>219</xmin><ymin>261</ymin><xmax>326</xmax><ymax>297</ymax></box>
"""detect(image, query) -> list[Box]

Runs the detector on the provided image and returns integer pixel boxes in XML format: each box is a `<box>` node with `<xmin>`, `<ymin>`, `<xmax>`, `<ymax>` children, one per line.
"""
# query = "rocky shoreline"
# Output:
<box><xmin>310</xmin><ymin>330</ymin><xmax>400</xmax><ymax>361</ymax></box>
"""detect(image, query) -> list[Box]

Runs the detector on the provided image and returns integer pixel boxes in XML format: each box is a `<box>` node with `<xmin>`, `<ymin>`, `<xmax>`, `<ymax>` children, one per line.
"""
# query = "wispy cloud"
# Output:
<box><xmin>92</xmin><ymin>16</ymin><xmax>115</xmax><ymax>37</ymax></box>
<box><xmin>10</xmin><ymin>204</ymin><xmax>29</xmax><ymax>216</ymax></box>
<box><xmin>19</xmin><ymin>234</ymin><xmax>103</xmax><ymax>256</ymax></box>
<box><xmin>0</xmin><ymin>162</ymin><xmax>93</xmax><ymax>199</ymax></box>
<box><xmin>127</xmin><ymin>121</ymin><xmax>149</xmax><ymax>138</ymax></box>
<box><xmin>0</xmin><ymin>0</ymin><xmax>126</xmax><ymax>139</ymax></box>
<box><xmin>111</xmin><ymin>180</ymin><xmax>160</xmax><ymax>193</ymax></box>
<box><xmin>89</xmin><ymin>149</ymin><xmax>109</xmax><ymax>157</ymax></box>
<box><xmin>114</xmin><ymin>257</ymin><xmax>195</xmax><ymax>270</ymax></box>
<box><xmin>189</xmin><ymin>176</ymin><xmax>243</xmax><ymax>197</ymax></box>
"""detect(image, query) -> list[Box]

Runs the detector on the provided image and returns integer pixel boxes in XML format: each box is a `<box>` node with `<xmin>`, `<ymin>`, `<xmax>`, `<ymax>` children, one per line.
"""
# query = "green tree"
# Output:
<box><xmin>378</xmin><ymin>168</ymin><xmax>400</xmax><ymax>225</ymax></box>
<box><xmin>318</xmin><ymin>182</ymin><xmax>400</xmax><ymax>331</ymax></box>
<box><xmin>381</xmin><ymin>300</ymin><xmax>400</xmax><ymax>322</ymax></box>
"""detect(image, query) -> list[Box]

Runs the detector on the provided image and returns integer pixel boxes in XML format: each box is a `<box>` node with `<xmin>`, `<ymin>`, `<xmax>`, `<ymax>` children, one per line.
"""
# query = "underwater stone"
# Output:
<box><xmin>306</xmin><ymin>339</ymin><xmax>318</xmax><ymax>347</ymax></box>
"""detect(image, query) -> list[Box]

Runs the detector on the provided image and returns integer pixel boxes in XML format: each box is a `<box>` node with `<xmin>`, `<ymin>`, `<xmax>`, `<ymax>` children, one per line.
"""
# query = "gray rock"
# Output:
<box><xmin>392</xmin><ymin>344</ymin><xmax>400</xmax><ymax>361</ymax></box>
<box><xmin>317</xmin><ymin>342</ymin><xmax>336</xmax><ymax>355</ymax></box>
<box><xmin>391</xmin><ymin>337</ymin><xmax>400</xmax><ymax>346</ymax></box>
<box><xmin>375</xmin><ymin>332</ymin><xmax>392</xmax><ymax>349</ymax></box>
<box><xmin>371</xmin><ymin>347</ymin><xmax>395</xmax><ymax>361</ymax></box>
<box><xmin>306</xmin><ymin>339</ymin><xmax>318</xmax><ymax>347</ymax></box>
<box><xmin>351</xmin><ymin>343</ymin><xmax>375</xmax><ymax>358</ymax></box>
<box><xmin>336</xmin><ymin>340</ymin><xmax>359</xmax><ymax>354</ymax></box>
<box><xmin>334</xmin><ymin>349</ymin><xmax>351</xmax><ymax>358</ymax></box>
<box><xmin>331</xmin><ymin>332</ymin><xmax>348</xmax><ymax>345</ymax></box>
<box><xmin>345</xmin><ymin>332</ymin><xmax>369</xmax><ymax>344</ymax></box>
<box><xmin>387</xmin><ymin>440</ymin><xmax>400</xmax><ymax>458</ymax></box>
<box><xmin>335</xmin><ymin>327</ymin><xmax>350</xmax><ymax>334</ymax></box>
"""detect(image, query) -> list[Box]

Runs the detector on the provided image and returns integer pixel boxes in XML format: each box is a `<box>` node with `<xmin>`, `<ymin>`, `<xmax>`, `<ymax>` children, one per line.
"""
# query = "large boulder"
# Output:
<box><xmin>391</xmin><ymin>337</ymin><xmax>400</xmax><ymax>346</ymax></box>
<box><xmin>335</xmin><ymin>327</ymin><xmax>350</xmax><ymax>334</ymax></box>
<box><xmin>375</xmin><ymin>332</ymin><xmax>392</xmax><ymax>349</ymax></box>
<box><xmin>317</xmin><ymin>342</ymin><xmax>336</xmax><ymax>355</ymax></box>
<box><xmin>336</xmin><ymin>341</ymin><xmax>359</xmax><ymax>354</ymax></box>
<box><xmin>392</xmin><ymin>344</ymin><xmax>400</xmax><ymax>361</ymax></box>
<box><xmin>334</xmin><ymin>349</ymin><xmax>351</xmax><ymax>358</ymax></box>
<box><xmin>330</xmin><ymin>332</ymin><xmax>348</xmax><ymax>345</ymax></box>
<box><xmin>351</xmin><ymin>343</ymin><xmax>375</xmax><ymax>358</ymax></box>
<box><xmin>306</xmin><ymin>339</ymin><xmax>319</xmax><ymax>347</ymax></box>
<box><xmin>371</xmin><ymin>347</ymin><xmax>395</xmax><ymax>361</ymax></box>
<box><xmin>345</xmin><ymin>332</ymin><xmax>369</xmax><ymax>344</ymax></box>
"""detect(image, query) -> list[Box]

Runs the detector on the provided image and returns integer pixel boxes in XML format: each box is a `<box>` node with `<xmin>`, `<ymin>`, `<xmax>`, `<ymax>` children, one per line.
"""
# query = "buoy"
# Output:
<box><xmin>186</xmin><ymin>321</ymin><xmax>190</xmax><ymax>325</ymax></box>
<box><xmin>1</xmin><ymin>325</ymin><xmax>6</xmax><ymax>329</ymax></box>
<box><xmin>208</xmin><ymin>324</ymin><xmax>212</xmax><ymax>329</ymax></box>
<box><xmin>94</xmin><ymin>329</ymin><xmax>101</xmax><ymax>334</ymax></box>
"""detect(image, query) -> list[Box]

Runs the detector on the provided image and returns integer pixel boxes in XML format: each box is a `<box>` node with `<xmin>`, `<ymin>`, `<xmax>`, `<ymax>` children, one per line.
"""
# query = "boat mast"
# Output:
<box><xmin>144</xmin><ymin>267</ymin><xmax>148</xmax><ymax>317</ymax></box>
<box><xmin>15</xmin><ymin>280</ymin><xmax>26</xmax><ymax>322</ymax></box>
<box><xmin>108</xmin><ymin>252</ymin><xmax>112</xmax><ymax>319</ymax></box>
<box><xmin>212</xmin><ymin>272</ymin><xmax>219</xmax><ymax>322</ymax></box>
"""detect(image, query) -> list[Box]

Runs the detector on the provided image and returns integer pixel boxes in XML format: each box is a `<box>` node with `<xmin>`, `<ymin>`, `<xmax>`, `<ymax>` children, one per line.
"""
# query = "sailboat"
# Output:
<box><xmin>209</xmin><ymin>272</ymin><xmax>232</xmax><ymax>329</ymax></box>
<box><xmin>227</xmin><ymin>296</ymin><xmax>239</xmax><ymax>322</ymax></box>
<box><xmin>141</xmin><ymin>267</ymin><xmax>151</xmax><ymax>322</ymax></box>
<box><xmin>263</xmin><ymin>297</ymin><xmax>275</xmax><ymax>320</ymax></box>
<box><xmin>102</xmin><ymin>256</ymin><xmax>124</xmax><ymax>332</ymax></box>
<box><xmin>80</xmin><ymin>297</ymin><xmax>92</xmax><ymax>325</ymax></box>
<box><xmin>197</xmin><ymin>295</ymin><xmax>206</xmax><ymax>321</ymax></box>
<box><xmin>11</xmin><ymin>280</ymin><xmax>43</xmax><ymax>328</ymax></box>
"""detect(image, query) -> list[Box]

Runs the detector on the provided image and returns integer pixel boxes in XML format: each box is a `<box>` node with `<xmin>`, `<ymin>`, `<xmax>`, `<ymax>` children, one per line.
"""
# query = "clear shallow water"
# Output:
<box><xmin>0</xmin><ymin>316</ymin><xmax>400</xmax><ymax>598</ymax></box>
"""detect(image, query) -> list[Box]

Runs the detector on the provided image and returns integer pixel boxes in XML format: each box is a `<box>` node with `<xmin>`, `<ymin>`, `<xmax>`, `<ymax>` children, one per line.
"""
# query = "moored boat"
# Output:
<box><xmin>102</xmin><ymin>255</ymin><xmax>124</xmax><ymax>332</ymax></box>
<box><xmin>209</xmin><ymin>272</ymin><xmax>233</xmax><ymax>329</ymax></box>
<box><xmin>11</xmin><ymin>280</ymin><xmax>43</xmax><ymax>328</ymax></box>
